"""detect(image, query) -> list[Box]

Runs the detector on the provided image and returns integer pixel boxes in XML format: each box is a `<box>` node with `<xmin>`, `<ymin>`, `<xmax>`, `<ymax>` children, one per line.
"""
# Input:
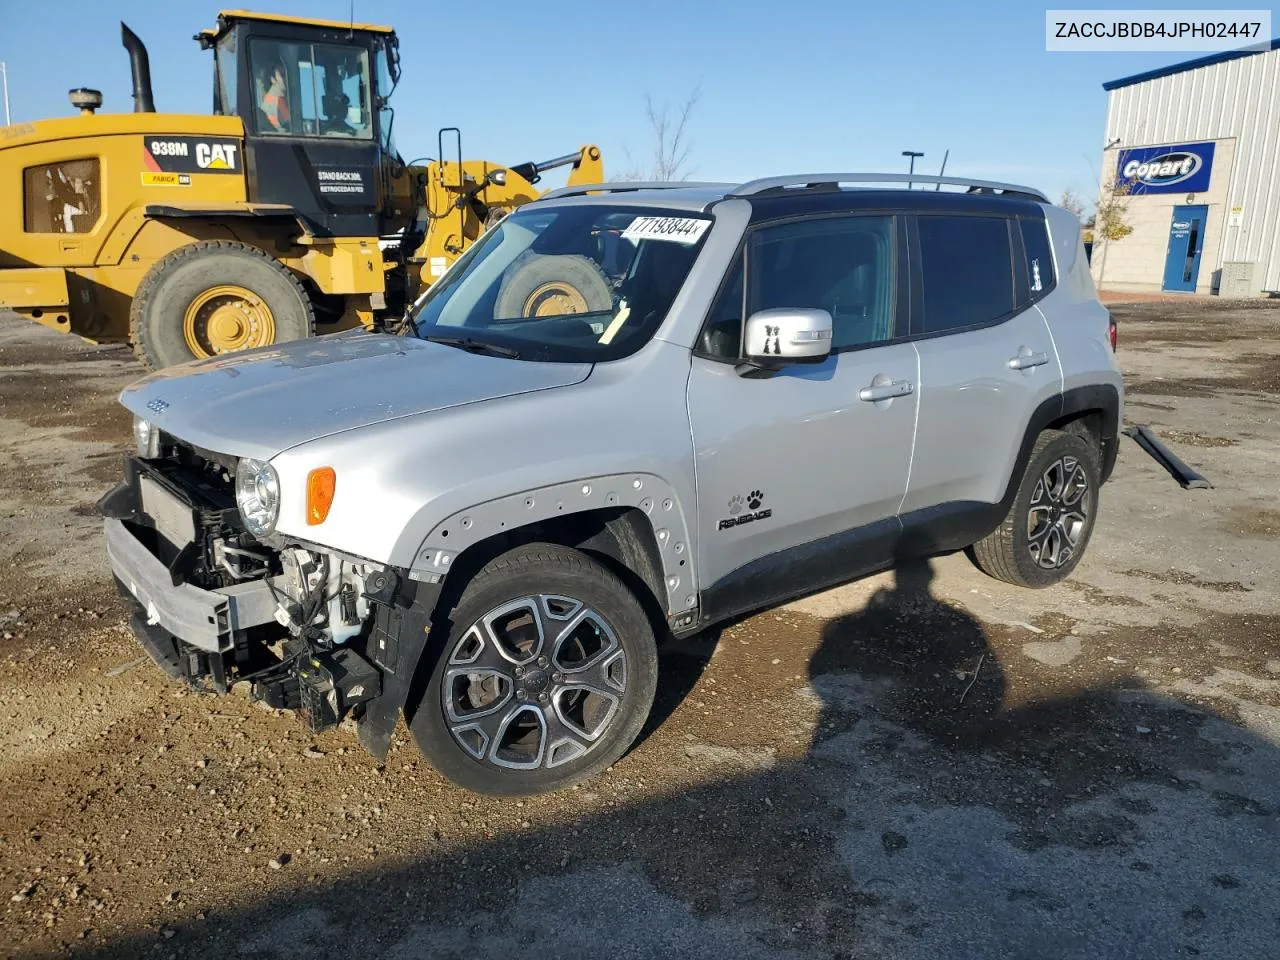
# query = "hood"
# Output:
<box><xmin>120</xmin><ymin>331</ymin><xmax>592</xmax><ymax>460</ymax></box>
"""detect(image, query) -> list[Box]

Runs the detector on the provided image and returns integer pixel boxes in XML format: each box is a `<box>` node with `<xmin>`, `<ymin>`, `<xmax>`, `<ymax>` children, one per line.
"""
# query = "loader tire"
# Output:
<box><xmin>493</xmin><ymin>254</ymin><xmax>613</xmax><ymax>320</ymax></box>
<box><xmin>130</xmin><ymin>240</ymin><xmax>314</xmax><ymax>370</ymax></box>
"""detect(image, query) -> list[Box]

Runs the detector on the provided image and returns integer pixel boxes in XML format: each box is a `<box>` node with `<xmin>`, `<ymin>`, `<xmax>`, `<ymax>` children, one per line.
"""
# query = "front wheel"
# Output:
<box><xmin>129</xmin><ymin>240</ymin><xmax>315</xmax><ymax>369</ymax></box>
<box><xmin>410</xmin><ymin>543</ymin><xmax>658</xmax><ymax>795</ymax></box>
<box><xmin>968</xmin><ymin>429</ymin><xmax>1100</xmax><ymax>588</ymax></box>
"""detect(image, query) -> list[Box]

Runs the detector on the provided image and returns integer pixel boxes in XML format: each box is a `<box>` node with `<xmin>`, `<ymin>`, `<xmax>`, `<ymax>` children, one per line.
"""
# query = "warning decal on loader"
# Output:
<box><xmin>142</xmin><ymin>137</ymin><xmax>241</xmax><ymax>175</ymax></box>
<box><xmin>141</xmin><ymin>172</ymin><xmax>191</xmax><ymax>187</ymax></box>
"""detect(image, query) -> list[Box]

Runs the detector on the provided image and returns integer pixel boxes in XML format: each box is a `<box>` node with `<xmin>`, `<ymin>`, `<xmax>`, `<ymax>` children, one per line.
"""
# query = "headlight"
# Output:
<box><xmin>132</xmin><ymin>416</ymin><xmax>160</xmax><ymax>458</ymax></box>
<box><xmin>235</xmin><ymin>458</ymin><xmax>280</xmax><ymax>537</ymax></box>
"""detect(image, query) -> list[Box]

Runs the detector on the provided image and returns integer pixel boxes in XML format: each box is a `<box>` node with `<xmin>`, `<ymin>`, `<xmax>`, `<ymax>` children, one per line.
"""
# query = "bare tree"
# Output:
<box><xmin>618</xmin><ymin>87</ymin><xmax>701</xmax><ymax>182</ymax></box>
<box><xmin>1092</xmin><ymin>177</ymin><xmax>1134</xmax><ymax>290</ymax></box>
<box><xmin>1059</xmin><ymin>189</ymin><xmax>1087</xmax><ymax>222</ymax></box>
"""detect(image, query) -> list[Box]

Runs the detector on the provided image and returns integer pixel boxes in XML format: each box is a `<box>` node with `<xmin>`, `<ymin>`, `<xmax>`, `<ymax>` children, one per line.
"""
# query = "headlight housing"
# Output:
<box><xmin>235</xmin><ymin>458</ymin><xmax>280</xmax><ymax>537</ymax></box>
<box><xmin>132</xmin><ymin>416</ymin><xmax>160</xmax><ymax>459</ymax></box>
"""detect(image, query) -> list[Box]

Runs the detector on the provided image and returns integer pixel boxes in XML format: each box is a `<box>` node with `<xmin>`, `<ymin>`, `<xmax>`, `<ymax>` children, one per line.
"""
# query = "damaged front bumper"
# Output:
<box><xmin>105</xmin><ymin>516</ymin><xmax>280</xmax><ymax>685</ymax></box>
<box><xmin>99</xmin><ymin>456</ymin><xmax>396</xmax><ymax>744</ymax></box>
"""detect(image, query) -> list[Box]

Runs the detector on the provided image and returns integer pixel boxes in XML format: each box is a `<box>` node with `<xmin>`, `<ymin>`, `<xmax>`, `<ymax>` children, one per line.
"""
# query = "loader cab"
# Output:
<box><xmin>199</xmin><ymin>10</ymin><xmax>403</xmax><ymax>237</ymax></box>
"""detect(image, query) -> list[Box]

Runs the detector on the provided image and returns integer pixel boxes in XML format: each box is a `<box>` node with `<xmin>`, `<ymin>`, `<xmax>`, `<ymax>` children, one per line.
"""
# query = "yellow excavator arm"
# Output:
<box><xmin>408</xmin><ymin>143</ymin><xmax>604</xmax><ymax>287</ymax></box>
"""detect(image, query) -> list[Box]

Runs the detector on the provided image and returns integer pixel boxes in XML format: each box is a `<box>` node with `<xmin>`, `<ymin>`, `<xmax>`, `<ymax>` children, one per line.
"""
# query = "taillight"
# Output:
<box><xmin>1108</xmin><ymin>316</ymin><xmax>1117</xmax><ymax>352</ymax></box>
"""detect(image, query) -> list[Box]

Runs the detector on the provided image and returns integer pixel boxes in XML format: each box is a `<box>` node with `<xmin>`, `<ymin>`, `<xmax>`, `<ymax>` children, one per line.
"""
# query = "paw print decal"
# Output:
<box><xmin>717</xmin><ymin>487</ymin><xmax>772</xmax><ymax>532</ymax></box>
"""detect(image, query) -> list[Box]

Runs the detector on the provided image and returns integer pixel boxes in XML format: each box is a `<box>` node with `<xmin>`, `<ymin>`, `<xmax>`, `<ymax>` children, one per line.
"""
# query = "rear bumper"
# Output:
<box><xmin>104</xmin><ymin>516</ymin><xmax>278</xmax><ymax>655</ymax></box>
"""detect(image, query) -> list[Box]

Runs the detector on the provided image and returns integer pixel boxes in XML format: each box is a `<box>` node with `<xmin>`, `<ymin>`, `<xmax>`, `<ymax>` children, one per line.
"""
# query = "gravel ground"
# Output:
<box><xmin>1</xmin><ymin>301</ymin><xmax>1278</xmax><ymax>960</ymax></box>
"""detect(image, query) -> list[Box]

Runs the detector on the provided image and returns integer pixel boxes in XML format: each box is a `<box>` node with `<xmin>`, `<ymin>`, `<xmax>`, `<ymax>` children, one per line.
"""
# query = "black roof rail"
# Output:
<box><xmin>730</xmin><ymin>173</ymin><xmax>1048</xmax><ymax>203</ymax></box>
<box><xmin>538</xmin><ymin>181</ymin><xmax>732</xmax><ymax>201</ymax></box>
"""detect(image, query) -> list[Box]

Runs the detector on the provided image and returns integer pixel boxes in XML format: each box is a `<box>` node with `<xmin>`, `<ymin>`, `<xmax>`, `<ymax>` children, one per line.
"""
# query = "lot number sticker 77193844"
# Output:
<box><xmin>621</xmin><ymin>216</ymin><xmax>710</xmax><ymax>245</ymax></box>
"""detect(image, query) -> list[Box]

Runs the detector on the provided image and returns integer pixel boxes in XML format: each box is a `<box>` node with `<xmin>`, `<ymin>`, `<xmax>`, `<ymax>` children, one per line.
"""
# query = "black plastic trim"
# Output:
<box><xmin>355</xmin><ymin>576</ymin><xmax>442</xmax><ymax>759</ymax></box>
<box><xmin>699</xmin><ymin>517</ymin><xmax>902</xmax><ymax>626</ymax></box>
<box><xmin>1124</xmin><ymin>425</ymin><xmax>1212</xmax><ymax>489</ymax></box>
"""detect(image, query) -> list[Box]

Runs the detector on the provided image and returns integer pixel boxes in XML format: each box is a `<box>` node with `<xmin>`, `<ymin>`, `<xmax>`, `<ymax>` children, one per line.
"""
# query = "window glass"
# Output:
<box><xmin>24</xmin><ymin>159</ymin><xmax>101</xmax><ymax>233</ymax></box>
<box><xmin>249</xmin><ymin>39</ymin><xmax>372</xmax><ymax>139</ymax></box>
<box><xmin>408</xmin><ymin>206</ymin><xmax>710</xmax><ymax>363</ymax></box>
<box><xmin>375</xmin><ymin>43</ymin><xmax>398</xmax><ymax>157</ymax></box>
<box><xmin>1020</xmin><ymin>218</ymin><xmax>1055</xmax><ymax>299</ymax></box>
<box><xmin>917</xmin><ymin>216</ymin><xmax>1015</xmax><ymax>333</ymax></box>
<box><xmin>215</xmin><ymin>31</ymin><xmax>237</xmax><ymax>116</ymax></box>
<box><xmin>698</xmin><ymin>257</ymin><xmax>744</xmax><ymax>358</ymax></box>
<box><xmin>748</xmin><ymin>216</ymin><xmax>895</xmax><ymax>350</ymax></box>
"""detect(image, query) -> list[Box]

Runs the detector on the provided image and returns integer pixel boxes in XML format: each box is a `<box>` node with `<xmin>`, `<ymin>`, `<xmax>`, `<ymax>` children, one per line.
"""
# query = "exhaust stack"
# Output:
<box><xmin>120</xmin><ymin>23</ymin><xmax>155</xmax><ymax>113</ymax></box>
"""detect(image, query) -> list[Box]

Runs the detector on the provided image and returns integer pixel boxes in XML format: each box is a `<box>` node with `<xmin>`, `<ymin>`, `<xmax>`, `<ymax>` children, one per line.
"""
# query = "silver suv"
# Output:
<box><xmin>100</xmin><ymin>174</ymin><xmax>1122</xmax><ymax>795</ymax></box>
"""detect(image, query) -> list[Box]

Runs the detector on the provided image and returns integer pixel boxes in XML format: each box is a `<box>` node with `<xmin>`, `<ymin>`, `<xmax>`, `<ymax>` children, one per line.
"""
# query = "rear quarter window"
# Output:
<box><xmin>1020</xmin><ymin>218</ymin><xmax>1056</xmax><ymax>300</ymax></box>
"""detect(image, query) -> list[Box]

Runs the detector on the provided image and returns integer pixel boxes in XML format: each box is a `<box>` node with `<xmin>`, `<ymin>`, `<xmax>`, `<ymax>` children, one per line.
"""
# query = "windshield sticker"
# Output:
<box><xmin>597</xmin><ymin>303</ymin><xmax>632</xmax><ymax>345</ymax></box>
<box><xmin>621</xmin><ymin>216</ymin><xmax>710</xmax><ymax>245</ymax></box>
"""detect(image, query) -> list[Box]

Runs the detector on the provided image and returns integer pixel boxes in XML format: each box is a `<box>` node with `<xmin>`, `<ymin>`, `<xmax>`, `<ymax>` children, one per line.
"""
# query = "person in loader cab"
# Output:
<box><xmin>260</xmin><ymin>63</ymin><xmax>291</xmax><ymax>133</ymax></box>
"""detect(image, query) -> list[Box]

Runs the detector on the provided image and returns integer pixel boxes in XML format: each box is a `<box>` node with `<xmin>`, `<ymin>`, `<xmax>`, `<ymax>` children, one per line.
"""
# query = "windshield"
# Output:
<box><xmin>249</xmin><ymin>38</ymin><xmax>373</xmax><ymax>139</ymax></box>
<box><xmin>408</xmin><ymin>205</ymin><xmax>712</xmax><ymax>362</ymax></box>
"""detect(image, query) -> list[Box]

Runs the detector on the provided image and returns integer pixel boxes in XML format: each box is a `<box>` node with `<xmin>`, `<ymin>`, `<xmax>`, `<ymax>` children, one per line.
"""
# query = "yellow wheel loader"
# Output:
<box><xmin>0</xmin><ymin>11</ymin><xmax>604</xmax><ymax>369</ymax></box>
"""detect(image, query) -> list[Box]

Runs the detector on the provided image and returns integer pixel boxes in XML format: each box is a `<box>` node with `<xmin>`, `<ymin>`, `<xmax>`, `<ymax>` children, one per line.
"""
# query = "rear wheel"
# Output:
<box><xmin>410</xmin><ymin>543</ymin><xmax>658</xmax><ymax>795</ymax></box>
<box><xmin>130</xmin><ymin>240</ymin><xmax>314</xmax><ymax>369</ymax></box>
<box><xmin>968</xmin><ymin>430</ymin><xmax>1100</xmax><ymax>587</ymax></box>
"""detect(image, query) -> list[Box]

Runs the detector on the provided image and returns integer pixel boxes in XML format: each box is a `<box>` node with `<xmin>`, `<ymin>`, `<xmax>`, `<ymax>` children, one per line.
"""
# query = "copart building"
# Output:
<box><xmin>1094</xmin><ymin>40</ymin><xmax>1280</xmax><ymax>296</ymax></box>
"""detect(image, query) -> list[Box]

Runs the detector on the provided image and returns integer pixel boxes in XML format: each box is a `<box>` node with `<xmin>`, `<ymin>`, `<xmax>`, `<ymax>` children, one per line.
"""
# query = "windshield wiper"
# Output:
<box><xmin>425</xmin><ymin>335</ymin><xmax>522</xmax><ymax>359</ymax></box>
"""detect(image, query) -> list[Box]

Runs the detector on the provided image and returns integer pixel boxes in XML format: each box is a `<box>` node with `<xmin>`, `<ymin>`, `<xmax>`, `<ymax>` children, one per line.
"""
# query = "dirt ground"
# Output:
<box><xmin>1</xmin><ymin>301</ymin><xmax>1278</xmax><ymax>960</ymax></box>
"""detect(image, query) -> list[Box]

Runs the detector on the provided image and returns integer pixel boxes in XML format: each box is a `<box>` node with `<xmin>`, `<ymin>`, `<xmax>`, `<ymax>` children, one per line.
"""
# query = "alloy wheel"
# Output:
<box><xmin>1026</xmin><ymin>455</ymin><xmax>1091</xmax><ymax>569</ymax></box>
<box><xmin>442</xmin><ymin>594</ymin><xmax>628</xmax><ymax>770</ymax></box>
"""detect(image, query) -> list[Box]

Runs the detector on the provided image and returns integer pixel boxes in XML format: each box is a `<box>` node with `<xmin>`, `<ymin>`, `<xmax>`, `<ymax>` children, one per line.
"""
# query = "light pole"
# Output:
<box><xmin>902</xmin><ymin>150</ymin><xmax>924</xmax><ymax>189</ymax></box>
<box><xmin>1</xmin><ymin>63</ymin><xmax>9</xmax><ymax>127</ymax></box>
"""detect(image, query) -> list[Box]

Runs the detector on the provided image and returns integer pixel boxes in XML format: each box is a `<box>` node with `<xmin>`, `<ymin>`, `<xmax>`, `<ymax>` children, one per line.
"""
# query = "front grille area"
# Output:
<box><xmin>125</xmin><ymin>446</ymin><xmax>276</xmax><ymax>592</ymax></box>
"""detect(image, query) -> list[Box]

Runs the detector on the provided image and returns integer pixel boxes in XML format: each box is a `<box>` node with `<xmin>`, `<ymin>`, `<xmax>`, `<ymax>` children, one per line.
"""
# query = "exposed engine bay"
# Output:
<box><xmin>99</xmin><ymin>442</ymin><xmax>387</xmax><ymax>734</ymax></box>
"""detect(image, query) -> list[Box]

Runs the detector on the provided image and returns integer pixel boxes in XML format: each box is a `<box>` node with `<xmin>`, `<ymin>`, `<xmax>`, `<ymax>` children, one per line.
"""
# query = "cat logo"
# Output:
<box><xmin>144</xmin><ymin>136</ymin><xmax>240</xmax><ymax>175</ymax></box>
<box><xmin>196</xmin><ymin>142</ymin><xmax>238</xmax><ymax>170</ymax></box>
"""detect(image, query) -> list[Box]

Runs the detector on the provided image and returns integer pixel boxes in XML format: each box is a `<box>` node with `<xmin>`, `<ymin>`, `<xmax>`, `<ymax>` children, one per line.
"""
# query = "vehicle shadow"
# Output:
<box><xmin>70</xmin><ymin>561</ymin><xmax>1280</xmax><ymax>960</ymax></box>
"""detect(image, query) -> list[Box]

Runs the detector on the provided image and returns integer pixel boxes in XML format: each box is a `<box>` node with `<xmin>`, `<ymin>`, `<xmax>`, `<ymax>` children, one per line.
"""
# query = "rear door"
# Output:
<box><xmin>688</xmin><ymin>213</ymin><xmax>918</xmax><ymax>618</ymax></box>
<box><xmin>900</xmin><ymin>213</ymin><xmax>1063</xmax><ymax>516</ymax></box>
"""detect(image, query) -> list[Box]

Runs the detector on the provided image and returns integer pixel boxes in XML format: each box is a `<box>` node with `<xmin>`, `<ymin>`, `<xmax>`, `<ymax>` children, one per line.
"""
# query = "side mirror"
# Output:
<box><xmin>742</xmin><ymin>308</ymin><xmax>832</xmax><ymax>366</ymax></box>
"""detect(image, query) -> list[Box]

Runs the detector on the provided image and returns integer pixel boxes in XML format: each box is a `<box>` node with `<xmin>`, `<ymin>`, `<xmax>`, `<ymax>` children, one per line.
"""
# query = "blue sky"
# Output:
<box><xmin>2</xmin><ymin>1</ymin><xmax>1269</xmax><ymax>209</ymax></box>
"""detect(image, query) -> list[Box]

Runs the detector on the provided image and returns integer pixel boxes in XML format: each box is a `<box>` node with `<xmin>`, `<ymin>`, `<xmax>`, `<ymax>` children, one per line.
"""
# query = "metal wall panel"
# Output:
<box><xmin>1104</xmin><ymin>48</ymin><xmax>1280</xmax><ymax>290</ymax></box>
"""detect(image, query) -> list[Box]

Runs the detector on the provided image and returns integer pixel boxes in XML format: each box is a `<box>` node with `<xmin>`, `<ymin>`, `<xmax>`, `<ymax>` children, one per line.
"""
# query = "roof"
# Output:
<box><xmin>539</xmin><ymin>186</ymin><xmax>735</xmax><ymax>213</ymax></box>
<box><xmin>212</xmin><ymin>9</ymin><xmax>395</xmax><ymax>35</ymax></box>
<box><xmin>536</xmin><ymin>182</ymin><xmax>1048</xmax><ymax>220</ymax></box>
<box><xmin>1103</xmin><ymin>38</ymin><xmax>1280</xmax><ymax>91</ymax></box>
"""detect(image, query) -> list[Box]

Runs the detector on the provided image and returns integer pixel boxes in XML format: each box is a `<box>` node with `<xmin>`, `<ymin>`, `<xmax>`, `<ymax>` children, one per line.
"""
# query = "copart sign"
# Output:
<box><xmin>1115</xmin><ymin>141</ymin><xmax>1214</xmax><ymax>194</ymax></box>
<box><xmin>143</xmin><ymin>137</ymin><xmax>241</xmax><ymax>175</ymax></box>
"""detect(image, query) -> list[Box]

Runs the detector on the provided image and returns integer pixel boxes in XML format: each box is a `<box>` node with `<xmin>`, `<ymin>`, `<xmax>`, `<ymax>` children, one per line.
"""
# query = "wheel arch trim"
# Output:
<box><xmin>408</xmin><ymin>473</ymin><xmax>697</xmax><ymax>615</ymax></box>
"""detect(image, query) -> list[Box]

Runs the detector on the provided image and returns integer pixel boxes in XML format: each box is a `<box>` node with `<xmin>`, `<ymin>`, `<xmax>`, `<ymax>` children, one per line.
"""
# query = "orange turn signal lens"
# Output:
<box><xmin>306</xmin><ymin>467</ymin><xmax>336</xmax><ymax>525</ymax></box>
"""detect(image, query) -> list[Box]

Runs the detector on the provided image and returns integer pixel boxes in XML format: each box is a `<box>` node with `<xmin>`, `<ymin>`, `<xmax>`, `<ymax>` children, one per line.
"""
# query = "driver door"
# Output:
<box><xmin>688</xmin><ymin>214</ymin><xmax>918</xmax><ymax>621</ymax></box>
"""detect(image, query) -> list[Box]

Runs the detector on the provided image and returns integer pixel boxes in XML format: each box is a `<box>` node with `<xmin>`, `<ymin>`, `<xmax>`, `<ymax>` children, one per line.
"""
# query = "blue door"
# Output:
<box><xmin>1162</xmin><ymin>204</ymin><xmax>1208</xmax><ymax>292</ymax></box>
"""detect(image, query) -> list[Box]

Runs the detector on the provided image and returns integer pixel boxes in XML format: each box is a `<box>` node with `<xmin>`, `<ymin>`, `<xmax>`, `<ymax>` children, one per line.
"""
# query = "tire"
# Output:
<box><xmin>493</xmin><ymin>253</ymin><xmax>613</xmax><ymax>320</ymax></box>
<box><xmin>968</xmin><ymin>429</ymin><xmax>1101</xmax><ymax>588</ymax></box>
<box><xmin>130</xmin><ymin>240</ymin><xmax>315</xmax><ymax>369</ymax></box>
<box><xmin>410</xmin><ymin>543</ymin><xmax>658</xmax><ymax>796</ymax></box>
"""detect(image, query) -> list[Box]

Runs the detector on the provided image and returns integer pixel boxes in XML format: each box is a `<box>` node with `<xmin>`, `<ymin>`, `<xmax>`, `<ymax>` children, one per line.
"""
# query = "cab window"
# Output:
<box><xmin>215</xmin><ymin>30</ymin><xmax>237</xmax><ymax>116</ymax></box>
<box><xmin>249</xmin><ymin>38</ymin><xmax>373</xmax><ymax>139</ymax></box>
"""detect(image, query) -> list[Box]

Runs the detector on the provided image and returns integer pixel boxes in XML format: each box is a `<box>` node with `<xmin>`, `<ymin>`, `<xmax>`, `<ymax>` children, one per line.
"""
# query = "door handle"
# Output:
<box><xmin>859</xmin><ymin>379</ymin><xmax>914</xmax><ymax>402</ymax></box>
<box><xmin>1008</xmin><ymin>351</ymin><xmax>1049</xmax><ymax>371</ymax></box>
